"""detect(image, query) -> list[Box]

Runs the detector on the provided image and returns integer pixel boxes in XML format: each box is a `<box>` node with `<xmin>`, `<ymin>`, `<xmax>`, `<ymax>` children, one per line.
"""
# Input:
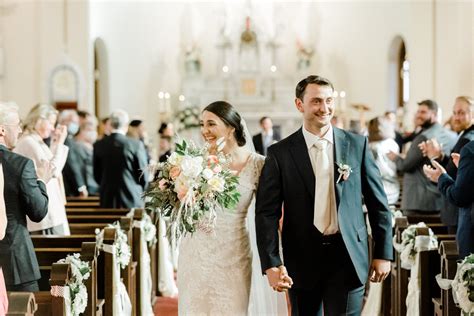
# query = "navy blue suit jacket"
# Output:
<box><xmin>255</xmin><ymin>127</ymin><xmax>393</xmax><ymax>289</ymax></box>
<box><xmin>438</xmin><ymin>140</ymin><xmax>474</xmax><ymax>222</ymax></box>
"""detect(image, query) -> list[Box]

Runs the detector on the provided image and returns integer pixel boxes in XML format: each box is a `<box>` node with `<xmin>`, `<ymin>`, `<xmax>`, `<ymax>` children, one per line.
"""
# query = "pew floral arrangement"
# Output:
<box><xmin>95</xmin><ymin>222</ymin><xmax>132</xmax><ymax>269</ymax></box>
<box><xmin>452</xmin><ymin>254</ymin><xmax>474</xmax><ymax>314</ymax></box>
<box><xmin>144</xmin><ymin>138</ymin><xmax>240</xmax><ymax>240</ymax></box>
<box><xmin>389</xmin><ymin>206</ymin><xmax>403</xmax><ymax>227</ymax></box>
<box><xmin>142</xmin><ymin>212</ymin><xmax>157</xmax><ymax>247</ymax></box>
<box><xmin>55</xmin><ymin>254</ymin><xmax>91</xmax><ymax>316</ymax></box>
<box><xmin>393</xmin><ymin>222</ymin><xmax>438</xmax><ymax>269</ymax></box>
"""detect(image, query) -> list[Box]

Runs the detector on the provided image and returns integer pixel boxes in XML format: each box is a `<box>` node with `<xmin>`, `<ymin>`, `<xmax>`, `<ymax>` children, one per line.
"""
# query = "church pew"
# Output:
<box><xmin>390</xmin><ymin>218</ymin><xmax>455</xmax><ymax>316</ymax></box>
<box><xmin>67</xmin><ymin>214</ymin><xmax>125</xmax><ymax>224</ymax></box>
<box><xmin>391</xmin><ymin>217</ymin><xmax>409</xmax><ymax>316</ymax></box>
<box><xmin>33</xmin><ymin>242</ymin><xmax>103</xmax><ymax>316</ymax></box>
<box><xmin>433</xmin><ymin>240</ymin><xmax>460</xmax><ymax>316</ymax></box>
<box><xmin>6</xmin><ymin>292</ymin><xmax>37</xmax><ymax>316</ymax></box>
<box><xmin>66</xmin><ymin>208</ymin><xmax>130</xmax><ymax>216</ymax></box>
<box><xmin>33</xmin><ymin>263</ymin><xmax>71</xmax><ymax>316</ymax></box>
<box><xmin>66</xmin><ymin>196</ymin><xmax>100</xmax><ymax>208</ymax></box>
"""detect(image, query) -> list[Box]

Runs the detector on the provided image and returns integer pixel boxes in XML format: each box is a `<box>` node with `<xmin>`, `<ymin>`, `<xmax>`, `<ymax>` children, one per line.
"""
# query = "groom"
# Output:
<box><xmin>256</xmin><ymin>75</ymin><xmax>393</xmax><ymax>315</ymax></box>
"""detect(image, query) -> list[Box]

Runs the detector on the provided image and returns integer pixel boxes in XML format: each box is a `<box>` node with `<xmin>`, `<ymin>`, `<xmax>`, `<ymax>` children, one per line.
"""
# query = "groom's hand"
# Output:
<box><xmin>265</xmin><ymin>265</ymin><xmax>293</xmax><ymax>292</ymax></box>
<box><xmin>369</xmin><ymin>259</ymin><xmax>391</xmax><ymax>283</ymax></box>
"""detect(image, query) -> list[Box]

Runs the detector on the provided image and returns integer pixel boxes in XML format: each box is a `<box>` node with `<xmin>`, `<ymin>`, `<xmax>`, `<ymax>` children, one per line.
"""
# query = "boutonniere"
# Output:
<box><xmin>336</xmin><ymin>162</ymin><xmax>352</xmax><ymax>183</ymax></box>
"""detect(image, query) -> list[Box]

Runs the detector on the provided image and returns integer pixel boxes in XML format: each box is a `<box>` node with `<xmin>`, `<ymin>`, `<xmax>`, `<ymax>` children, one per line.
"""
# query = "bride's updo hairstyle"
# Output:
<box><xmin>203</xmin><ymin>101</ymin><xmax>246</xmax><ymax>147</ymax></box>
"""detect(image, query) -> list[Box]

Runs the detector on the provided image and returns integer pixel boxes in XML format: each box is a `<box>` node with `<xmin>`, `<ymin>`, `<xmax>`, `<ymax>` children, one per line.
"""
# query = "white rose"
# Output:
<box><xmin>202</xmin><ymin>168</ymin><xmax>214</xmax><ymax>180</ymax></box>
<box><xmin>168</xmin><ymin>152</ymin><xmax>183</xmax><ymax>165</ymax></box>
<box><xmin>208</xmin><ymin>176</ymin><xmax>225</xmax><ymax>192</ymax></box>
<box><xmin>181</xmin><ymin>156</ymin><xmax>203</xmax><ymax>178</ymax></box>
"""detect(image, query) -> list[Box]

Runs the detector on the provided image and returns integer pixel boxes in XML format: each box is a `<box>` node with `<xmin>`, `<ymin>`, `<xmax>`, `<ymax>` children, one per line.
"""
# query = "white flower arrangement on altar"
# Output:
<box><xmin>451</xmin><ymin>254</ymin><xmax>474</xmax><ymax>314</ymax></box>
<box><xmin>176</xmin><ymin>106</ymin><xmax>201</xmax><ymax>131</ymax></box>
<box><xmin>55</xmin><ymin>253</ymin><xmax>91</xmax><ymax>316</ymax></box>
<box><xmin>144</xmin><ymin>138</ymin><xmax>241</xmax><ymax>241</ymax></box>
<box><xmin>393</xmin><ymin>222</ymin><xmax>438</xmax><ymax>269</ymax></box>
<box><xmin>95</xmin><ymin>222</ymin><xmax>132</xmax><ymax>269</ymax></box>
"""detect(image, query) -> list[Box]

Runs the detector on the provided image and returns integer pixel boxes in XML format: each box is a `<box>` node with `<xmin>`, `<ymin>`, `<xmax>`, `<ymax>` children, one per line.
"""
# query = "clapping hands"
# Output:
<box><xmin>418</xmin><ymin>138</ymin><xmax>442</xmax><ymax>159</ymax></box>
<box><xmin>265</xmin><ymin>265</ymin><xmax>293</xmax><ymax>292</ymax></box>
<box><xmin>423</xmin><ymin>159</ymin><xmax>446</xmax><ymax>183</ymax></box>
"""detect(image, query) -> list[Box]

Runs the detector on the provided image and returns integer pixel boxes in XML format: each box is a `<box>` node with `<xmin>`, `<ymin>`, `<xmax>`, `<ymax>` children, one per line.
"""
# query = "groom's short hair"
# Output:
<box><xmin>296</xmin><ymin>75</ymin><xmax>334</xmax><ymax>100</ymax></box>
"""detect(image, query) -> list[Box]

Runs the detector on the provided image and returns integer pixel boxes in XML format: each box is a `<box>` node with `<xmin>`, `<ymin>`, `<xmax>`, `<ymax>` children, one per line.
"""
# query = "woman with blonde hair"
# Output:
<box><xmin>14</xmin><ymin>103</ymin><xmax>70</xmax><ymax>235</ymax></box>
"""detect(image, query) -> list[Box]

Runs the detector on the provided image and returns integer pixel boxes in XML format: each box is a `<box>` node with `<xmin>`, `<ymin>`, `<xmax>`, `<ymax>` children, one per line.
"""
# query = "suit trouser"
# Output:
<box><xmin>288</xmin><ymin>234</ymin><xmax>364</xmax><ymax>316</ymax></box>
<box><xmin>7</xmin><ymin>280</ymin><xmax>39</xmax><ymax>292</ymax></box>
<box><xmin>457</xmin><ymin>207</ymin><xmax>474</xmax><ymax>259</ymax></box>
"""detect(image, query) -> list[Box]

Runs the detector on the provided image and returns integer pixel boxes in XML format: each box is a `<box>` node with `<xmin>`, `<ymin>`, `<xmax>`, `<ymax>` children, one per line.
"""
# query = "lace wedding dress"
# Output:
<box><xmin>178</xmin><ymin>152</ymin><xmax>268</xmax><ymax>315</ymax></box>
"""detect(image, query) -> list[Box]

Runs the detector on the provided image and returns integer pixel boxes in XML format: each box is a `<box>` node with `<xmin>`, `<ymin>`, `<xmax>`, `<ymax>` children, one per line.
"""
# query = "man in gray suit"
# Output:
<box><xmin>0</xmin><ymin>102</ymin><xmax>52</xmax><ymax>291</ymax></box>
<box><xmin>419</xmin><ymin>96</ymin><xmax>474</xmax><ymax>232</ymax></box>
<box><xmin>388</xmin><ymin>99</ymin><xmax>457</xmax><ymax>214</ymax></box>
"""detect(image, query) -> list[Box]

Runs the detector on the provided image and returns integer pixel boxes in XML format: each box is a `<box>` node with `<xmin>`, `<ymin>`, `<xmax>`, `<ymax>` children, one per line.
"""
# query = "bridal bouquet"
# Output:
<box><xmin>144</xmin><ymin>139</ymin><xmax>240</xmax><ymax>240</ymax></box>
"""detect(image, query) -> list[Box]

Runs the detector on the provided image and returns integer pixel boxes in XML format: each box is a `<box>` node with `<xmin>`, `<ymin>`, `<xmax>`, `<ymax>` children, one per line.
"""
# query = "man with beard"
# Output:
<box><xmin>388</xmin><ymin>100</ymin><xmax>456</xmax><ymax>214</ymax></box>
<box><xmin>418</xmin><ymin>96</ymin><xmax>474</xmax><ymax>232</ymax></box>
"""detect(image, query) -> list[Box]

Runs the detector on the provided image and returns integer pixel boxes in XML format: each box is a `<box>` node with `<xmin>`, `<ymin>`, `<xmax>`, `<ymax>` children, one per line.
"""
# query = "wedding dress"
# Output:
<box><xmin>178</xmin><ymin>152</ymin><xmax>286</xmax><ymax>315</ymax></box>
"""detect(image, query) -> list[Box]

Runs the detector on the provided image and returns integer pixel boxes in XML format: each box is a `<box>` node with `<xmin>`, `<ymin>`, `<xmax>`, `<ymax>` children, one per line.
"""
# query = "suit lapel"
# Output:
<box><xmin>333</xmin><ymin>128</ymin><xmax>349</xmax><ymax>209</ymax></box>
<box><xmin>289</xmin><ymin>129</ymin><xmax>315</xmax><ymax>199</ymax></box>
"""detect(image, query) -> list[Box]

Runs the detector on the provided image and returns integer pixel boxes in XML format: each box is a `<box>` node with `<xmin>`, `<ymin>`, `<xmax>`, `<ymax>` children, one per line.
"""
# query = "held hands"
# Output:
<box><xmin>265</xmin><ymin>265</ymin><xmax>293</xmax><ymax>292</ymax></box>
<box><xmin>423</xmin><ymin>159</ymin><xmax>446</xmax><ymax>183</ymax></box>
<box><xmin>418</xmin><ymin>138</ymin><xmax>442</xmax><ymax>160</ymax></box>
<box><xmin>369</xmin><ymin>259</ymin><xmax>391</xmax><ymax>283</ymax></box>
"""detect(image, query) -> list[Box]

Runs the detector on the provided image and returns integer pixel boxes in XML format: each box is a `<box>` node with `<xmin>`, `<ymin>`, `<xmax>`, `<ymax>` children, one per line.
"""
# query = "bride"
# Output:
<box><xmin>177</xmin><ymin>101</ymin><xmax>287</xmax><ymax>315</ymax></box>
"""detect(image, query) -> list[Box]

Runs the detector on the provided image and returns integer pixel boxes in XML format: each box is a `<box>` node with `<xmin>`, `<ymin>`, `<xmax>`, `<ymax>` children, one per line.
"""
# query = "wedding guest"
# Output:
<box><xmin>14</xmin><ymin>103</ymin><xmax>70</xmax><ymax>235</ymax></box>
<box><xmin>331</xmin><ymin>116</ymin><xmax>344</xmax><ymax>129</ymax></box>
<box><xmin>384</xmin><ymin>111</ymin><xmax>404</xmax><ymax>152</ymax></box>
<box><xmin>158</xmin><ymin>122</ymin><xmax>174</xmax><ymax>138</ymax></box>
<box><xmin>368</xmin><ymin>116</ymin><xmax>400</xmax><ymax>205</ymax></box>
<box><xmin>58</xmin><ymin>110</ymin><xmax>88</xmax><ymax>197</ymax></box>
<box><xmin>419</xmin><ymin>96</ymin><xmax>474</xmax><ymax>233</ymax></box>
<box><xmin>158</xmin><ymin>135</ymin><xmax>172</xmax><ymax>163</ymax></box>
<box><xmin>0</xmin><ymin>102</ymin><xmax>51</xmax><ymax>292</ymax></box>
<box><xmin>75</xmin><ymin>121</ymin><xmax>99</xmax><ymax>196</ymax></box>
<box><xmin>99</xmin><ymin>116</ymin><xmax>113</xmax><ymax>139</ymax></box>
<box><xmin>424</xmin><ymin>140</ymin><xmax>474</xmax><ymax>258</ymax></box>
<box><xmin>252</xmin><ymin>116</ymin><xmax>281</xmax><ymax>156</ymax></box>
<box><xmin>128</xmin><ymin>119</ymin><xmax>152</xmax><ymax>162</ymax></box>
<box><xmin>388</xmin><ymin>100</ymin><xmax>457</xmax><ymax>214</ymax></box>
<box><xmin>93</xmin><ymin>109</ymin><xmax>148</xmax><ymax>208</ymax></box>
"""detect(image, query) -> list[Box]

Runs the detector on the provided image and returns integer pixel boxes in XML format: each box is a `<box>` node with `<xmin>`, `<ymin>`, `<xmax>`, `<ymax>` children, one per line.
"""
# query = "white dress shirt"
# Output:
<box><xmin>302</xmin><ymin>125</ymin><xmax>339</xmax><ymax>234</ymax></box>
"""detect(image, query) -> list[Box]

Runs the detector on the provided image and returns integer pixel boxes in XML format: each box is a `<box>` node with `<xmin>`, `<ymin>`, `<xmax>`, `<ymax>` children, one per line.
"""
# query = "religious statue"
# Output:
<box><xmin>184</xmin><ymin>43</ymin><xmax>201</xmax><ymax>75</ymax></box>
<box><xmin>296</xmin><ymin>40</ymin><xmax>314</xmax><ymax>71</ymax></box>
<box><xmin>239</xmin><ymin>16</ymin><xmax>259</xmax><ymax>73</ymax></box>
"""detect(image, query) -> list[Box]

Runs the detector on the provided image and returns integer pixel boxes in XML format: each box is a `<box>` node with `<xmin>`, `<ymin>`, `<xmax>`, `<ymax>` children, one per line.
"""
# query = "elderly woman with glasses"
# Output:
<box><xmin>13</xmin><ymin>103</ymin><xmax>70</xmax><ymax>235</ymax></box>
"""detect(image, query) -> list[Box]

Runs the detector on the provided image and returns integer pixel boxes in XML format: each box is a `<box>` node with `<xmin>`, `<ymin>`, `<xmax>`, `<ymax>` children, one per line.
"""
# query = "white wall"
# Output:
<box><xmin>0</xmin><ymin>0</ymin><xmax>90</xmax><ymax>118</ymax></box>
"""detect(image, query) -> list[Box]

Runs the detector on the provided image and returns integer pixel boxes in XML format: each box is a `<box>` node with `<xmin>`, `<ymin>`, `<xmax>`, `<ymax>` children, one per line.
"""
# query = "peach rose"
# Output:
<box><xmin>207</xmin><ymin>155</ymin><xmax>219</xmax><ymax>165</ymax></box>
<box><xmin>169</xmin><ymin>166</ymin><xmax>181</xmax><ymax>180</ymax></box>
